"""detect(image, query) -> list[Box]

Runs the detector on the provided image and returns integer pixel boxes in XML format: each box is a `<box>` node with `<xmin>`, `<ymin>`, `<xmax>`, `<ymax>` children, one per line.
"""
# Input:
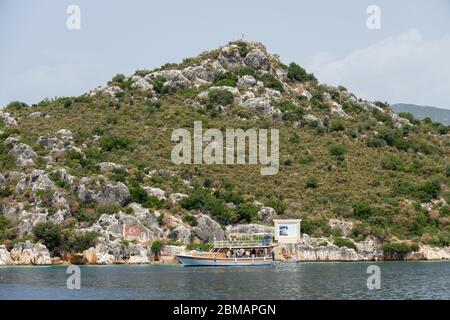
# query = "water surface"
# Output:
<box><xmin>0</xmin><ymin>261</ymin><xmax>448</xmax><ymax>299</ymax></box>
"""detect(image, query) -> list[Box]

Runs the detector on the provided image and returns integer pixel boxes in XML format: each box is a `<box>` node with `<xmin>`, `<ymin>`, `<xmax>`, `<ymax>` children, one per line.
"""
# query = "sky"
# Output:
<box><xmin>1</xmin><ymin>0</ymin><xmax>450</xmax><ymax>109</ymax></box>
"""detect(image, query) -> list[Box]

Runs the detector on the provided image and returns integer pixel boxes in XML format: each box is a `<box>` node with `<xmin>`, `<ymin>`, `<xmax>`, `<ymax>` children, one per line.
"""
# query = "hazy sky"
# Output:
<box><xmin>1</xmin><ymin>0</ymin><xmax>450</xmax><ymax>108</ymax></box>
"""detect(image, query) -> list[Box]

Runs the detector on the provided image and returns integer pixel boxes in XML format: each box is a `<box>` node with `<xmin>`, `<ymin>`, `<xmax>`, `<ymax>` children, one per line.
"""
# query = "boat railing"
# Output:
<box><xmin>214</xmin><ymin>239</ymin><xmax>272</xmax><ymax>248</ymax></box>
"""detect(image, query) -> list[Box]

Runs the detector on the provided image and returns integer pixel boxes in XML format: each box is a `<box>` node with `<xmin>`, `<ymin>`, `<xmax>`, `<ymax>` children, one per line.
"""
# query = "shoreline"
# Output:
<box><xmin>1</xmin><ymin>257</ymin><xmax>450</xmax><ymax>267</ymax></box>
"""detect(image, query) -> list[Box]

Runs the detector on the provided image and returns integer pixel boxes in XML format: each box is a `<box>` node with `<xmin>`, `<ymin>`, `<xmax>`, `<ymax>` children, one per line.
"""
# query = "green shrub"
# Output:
<box><xmin>276</xmin><ymin>100</ymin><xmax>303</xmax><ymax>121</ymax></box>
<box><xmin>352</xmin><ymin>202</ymin><xmax>373</xmax><ymax>220</ymax></box>
<box><xmin>381</xmin><ymin>154</ymin><xmax>404</xmax><ymax>171</ymax></box>
<box><xmin>235</xmin><ymin>203</ymin><xmax>259</xmax><ymax>223</ymax></box>
<box><xmin>367</xmin><ymin>137</ymin><xmax>386</xmax><ymax>148</ymax></box>
<box><xmin>329</xmin><ymin>144</ymin><xmax>347</xmax><ymax>161</ymax></box>
<box><xmin>398</xmin><ymin>112</ymin><xmax>418</xmax><ymax>125</ymax></box>
<box><xmin>261</xmin><ymin>74</ymin><xmax>284</xmax><ymax>92</ymax></box>
<box><xmin>182</xmin><ymin>214</ymin><xmax>198</xmax><ymax>226</ymax></box>
<box><xmin>112</xmin><ymin>73</ymin><xmax>126</xmax><ymax>83</ymax></box>
<box><xmin>208</xmin><ymin>90</ymin><xmax>234</xmax><ymax>106</ymax></box>
<box><xmin>96</xmin><ymin>204</ymin><xmax>121</xmax><ymax>215</ymax></box>
<box><xmin>152</xmin><ymin>76</ymin><xmax>176</xmax><ymax>95</ymax></box>
<box><xmin>395</xmin><ymin>179</ymin><xmax>441</xmax><ymax>202</ymax></box>
<box><xmin>180</xmin><ymin>188</ymin><xmax>231</xmax><ymax>224</ymax></box>
<box><xmin>99</xmin><ymin>135</ymin><xmax>134</xmax><ymax>151</ymax></box>
<box><xmin>239</xmin><ymin>67</ymin><xmax>257</xmax><ymax>77</ymax></box>
<box><xmin>305</xmin><ymin>175</ymin><xmax>318</xmax><ymax>189</ymax></box>
<box><xmin>330</xmin><ymin>120</ymin><xmax>345</xmax><ymax>132</ymax></box>
<box><xmin>73</xmin><ymin>206</ymin><xmax>98</xmax><ymax>223</ymax></box>
<box><xmin>32</xmin><ymin>221</ymin><xmax>62</xmax><ymax>252</ymax></box>
<box><xmin>49</xmin><ymin>171</ymin><xmax>67</xmax><ymax>188</ymax></box>
<box><xmin>439</xmin><ymin>206</ymin><xmax>450</xmax><ymax>216</ymax></box>
<box><xmin>6</xmin><ymin>101</ymin><xmax>29</xmax><ymax>110</ymax></box>
<box><xmin>266</xmin><ymin>199</ymin><xmax>286</xmax><ymax>215</ymax></box>
<box><xmin>378</xmin><ymin>128</ymin><xmax>410</xmax><ymax>151</ymax></box>
<box><xmin>213</xmin><ymin>71</ymin><xmax>238</xmax><ymax>87</ymax></box>
<box><xmin>34</xmin><ymin>189</ymin><xmax>54</xmax><ymax>207</ymax></box>
<box><xmin>333</xmin><ymin>237</ymin><xmax>358</xmax><ymax>251</ymax></box>
<box><xmin>287</xmin><ymin>62</ymin><xmax>316</xmax><ymax>82</ymax></box>
<box><xmin>64</xmin><ymin>232</ymin><xmax>98</xmax><ymax>253</ymax></box>
<box><xmin>236</xmin><ymin>41</ymin><xmax>250</xmax><ymax>57</ymax></box>
<box><xmin>63</xmin><ymin>99</ymin><xmax>73</xmax><ymax>108</ymax></box>
<box><xmin>382</xmin><ymin>242</ymin><xmax>418</xmax><ymax>254</ymax></box>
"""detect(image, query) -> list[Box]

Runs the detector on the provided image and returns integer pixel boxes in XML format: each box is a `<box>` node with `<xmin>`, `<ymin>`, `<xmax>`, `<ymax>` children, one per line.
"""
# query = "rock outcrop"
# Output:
<box><xmin>9</xmin><ymin>242</ymin><xmax>52</xmax><ymax>265</ymax></box>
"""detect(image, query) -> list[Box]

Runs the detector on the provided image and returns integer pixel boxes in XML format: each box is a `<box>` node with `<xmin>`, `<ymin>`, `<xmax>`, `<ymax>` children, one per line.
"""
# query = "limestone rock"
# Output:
<box><xmin>144</xmin><ymin>187</ymin><xmax>166</xmax><ymax>200</ymax></box>
<box><xmin>257</xmin><ymin>206</ymin><xmax>277</xmax><ymax>224</ymax></box>
<box><xmin>0</xmin><ymin>245</ymin><xmax>13</xmax><ymax>265</ymax></box>
<box><xmin>244</xmin><ymin>49</ymin><xmax>271</xmax><ymax>71</ymax></box>
<box><xmin>168</xmin><ymin>193</ymin><xmax>188</xmax><ymax>203</ymax></box>
<box><xmin>0</xmin><ymin>111</ymin><xmax>18</xmax><ymax>126</ymax></box>
<box><xmin>237</xmin><ymin>75</ymin><xmax>257</xmax><ymax>89</ymax></box>
<box><xmin>9</xmin><ymin>143</ymin><xmax>37</xmax><ymax>167</ymax></box>
<box><xmin>328</xmin><ymin>219</ymin><xmax>353</xmax><ymax>237</ymax></box>
<box><xmin>191</xmin><ymin>214</ymin><xmax>224</xmax><ymax>242</ymax></box>
<box><xmin>10</xmin><ymin>241</ymin><xmax>52</xmax><ymax>265</ymax></box>
<box><xmin>130</xmin><ymin>75</ymin><xmax>153</xmax><ymax>92</ymax></box>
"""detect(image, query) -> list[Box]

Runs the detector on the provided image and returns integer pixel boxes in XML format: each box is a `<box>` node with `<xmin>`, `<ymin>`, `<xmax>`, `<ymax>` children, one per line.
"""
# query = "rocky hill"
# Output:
<box><xmin>1</xmin><ymin>40</ymin><xmax>449</xmax><ymax>264</ymax></box>
<box><xmin>392</xmin><ymin>103</ymin><xmax>450</xmax><ymax>125</ymax></box>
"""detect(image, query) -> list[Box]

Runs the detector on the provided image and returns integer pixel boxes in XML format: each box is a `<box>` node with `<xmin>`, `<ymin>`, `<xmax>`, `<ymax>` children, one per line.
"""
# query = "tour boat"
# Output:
<box><xmin>175</xmin><ymin>234</ymin><xmax>275</xmax><ymax>267</ymax></box>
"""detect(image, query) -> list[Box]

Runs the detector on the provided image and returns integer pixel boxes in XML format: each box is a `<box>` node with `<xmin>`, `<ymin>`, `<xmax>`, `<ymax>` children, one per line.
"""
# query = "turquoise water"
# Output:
<box><xmin>0</xmin><ymin>261</ymin><xmax>449</xmax><ymax>299</ymax></box>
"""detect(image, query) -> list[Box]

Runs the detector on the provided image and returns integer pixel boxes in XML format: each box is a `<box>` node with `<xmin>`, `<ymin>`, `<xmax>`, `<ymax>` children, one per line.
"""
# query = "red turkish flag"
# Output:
<box><xmin>124</xmin><ymin>225</ymin><xmax>141</xmax><ymax>237</ymax></box>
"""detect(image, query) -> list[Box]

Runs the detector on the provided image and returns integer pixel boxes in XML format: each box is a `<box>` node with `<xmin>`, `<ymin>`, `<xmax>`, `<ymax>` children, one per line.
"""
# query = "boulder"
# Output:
<box><xmin>168</xmin><ymin>193</ymin><xmax>188</xmax><ymax>203</ymax></box>
<box><xmin>0</xmin><ymin>111</ymin><xmax>17</xmax><ymax>126</ymax></box>
<box><xmin>9</xmin><ymin>143</ymin><xmax>37</xmax><ymax>167</ymax></box>
<box><xmin>182</xmin><ymin>65</ymin><xmax>211</xmax><ymax>82</ymax></box>
<box><xmin>328</xmin><ymin>219</ymin><xmax>353</xmax><ymax>237</ymax></box>
<box><xmin>244</xmin><ymin>97</ymin><xmax>276</xmax><ymax>116</ymax></box>
<box><xmin>0</xmin><ymin>245</ymin><xmax>13</xmax><ymax>265</ymax></box>
<box><xmin>127</xmin><ymin>244</ymin><xmax>149</xmax><ymax>264</ymax></box>
<box><xmin>257</xmin><ymin>206</ymin><xmax>277</xmax><ymax>223</ymax></box>
<box><xmin>127</xmin><ymin>202</ymin><xmax>159</xmax><ymax>227</ymax></box>
<box><xmin>218</xmin><ymin>44</ymin><xmax>245</xmax><ymax>70</ymax></box>
<box><xmin>130</xmin><ymin>75</ymin><xmax>153</xmax><ymax>92</ymax></box>
<box><xmin>98</xmin><ymin>162</ymin><xmax>124</xmax><ymax>172</ymax></box>
<box><xmin>88</xmin><ymin>84</ymin><xmax>122</xmax><ymax>97</ymax></box>
<box><xmin>144</xmin><ymin>187</ymin><xmax>166</xmax><ymax>200</ymax></box>
<box><xmin>237</xmin><ymin>75</ymin><xmax>257</xmax><ymax>89</ymax></box>
<box><xmin>330</xmin><ymin>102</ymin><xmax>349</xmax><ymax>118</ymax></box>
<box><xmin>56</xmin><ymin>129</ymin><xmax>73</xmax><ymax>141</ymax></box>
<box><xmin>78</xmin><ymin>182</ymin><xmax>130</xmax><ymax>206</ymax></box>
<box><xmin>168</xmin><ymin>225</ymin><xmax>192</xmax><ymax>244</ymax></box>
<box><xmin>191</xmin><ymin>214</ymin><xmax>224</xmax><ymax>242</ymax></box>
<box><xmin>28</xmin><ymin>111</ymin><xmax>47</xmax><ymax>119</ymax></box>
<box><xmin>10</xmin><ymin>241</ymin><xmax>52</xmax><ymax>265</ymax></box>
<box><xmin>244</xmin><ymin>49</ymin><xmax>271</xmax><ymax>71</ymax></box>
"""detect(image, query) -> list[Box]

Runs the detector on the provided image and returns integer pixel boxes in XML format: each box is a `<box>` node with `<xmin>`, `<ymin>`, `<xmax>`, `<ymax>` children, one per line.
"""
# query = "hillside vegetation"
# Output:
<box><xmin>1</xmin><ymin>40</ymin><xmax>449</xmax><ymax>256</ymax></box>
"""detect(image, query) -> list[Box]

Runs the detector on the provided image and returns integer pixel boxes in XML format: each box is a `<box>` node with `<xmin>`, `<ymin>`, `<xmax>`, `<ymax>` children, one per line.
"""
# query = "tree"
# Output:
<box><xmin>32</xmin><ymin>221</ymin><xmax>62</xmax><ymax>252</ymax></box>
<box><xmin>287</xmin><ymin>62</ymin><xmax>315</xmax><ymax>82</ymax></box>
<box><xmin>151</xmin><ymin>240</ymin><xmax>163</xmax><ymax>261</ymax></box>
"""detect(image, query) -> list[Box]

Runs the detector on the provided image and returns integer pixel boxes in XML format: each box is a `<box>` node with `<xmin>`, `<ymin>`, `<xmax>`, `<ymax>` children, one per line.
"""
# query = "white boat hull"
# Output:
<box><xmin>175</xmin><ymin>254</ymin><xmax>273</xmax><ymax>267</ymax></box>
